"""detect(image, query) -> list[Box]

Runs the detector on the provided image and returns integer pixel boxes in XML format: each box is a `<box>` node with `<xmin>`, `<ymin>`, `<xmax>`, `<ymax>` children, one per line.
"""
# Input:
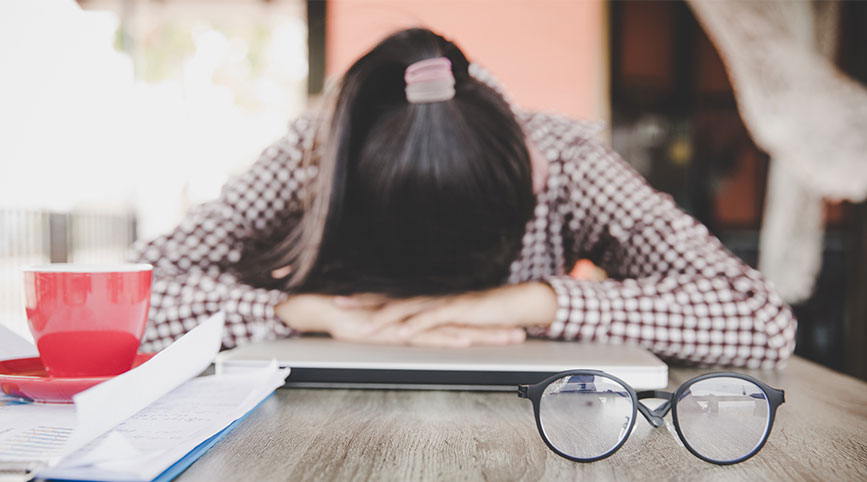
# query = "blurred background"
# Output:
<box><xmin>1</xmin><ymin>0</ymin><xmax>865</xmax><ymax>380</ymax></box>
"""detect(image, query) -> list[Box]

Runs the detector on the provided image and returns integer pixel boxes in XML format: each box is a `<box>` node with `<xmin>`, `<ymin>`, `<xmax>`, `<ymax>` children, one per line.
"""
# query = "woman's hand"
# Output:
<box><xmin>337</xmin><ymin>282</ymin><xmax>559</xmax><ymax>341</ymax></box>
<box><xmin>275</xmin><ymin>261</ymin><xmax>603</xmax><ymax>346</ymax></box>
<box><xmin>274</xmin><ymin>294</ymin><xmax>527</xmax><ymax>348</ymax></box>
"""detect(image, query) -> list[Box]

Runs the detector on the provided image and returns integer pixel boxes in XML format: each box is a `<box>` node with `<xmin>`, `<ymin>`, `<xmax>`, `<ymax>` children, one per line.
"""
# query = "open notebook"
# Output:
<box><xmin>217</xmin><ymin>337</ymin><xmax>669</xmax><ymax>390</ymax></box>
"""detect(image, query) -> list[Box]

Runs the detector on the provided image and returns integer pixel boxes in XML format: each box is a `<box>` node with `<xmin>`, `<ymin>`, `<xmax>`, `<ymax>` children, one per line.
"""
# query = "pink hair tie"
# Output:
<box><xmin>405</xmin><ymin>57</ymin><xmax>455</xmax><ymax>104</ymax></box>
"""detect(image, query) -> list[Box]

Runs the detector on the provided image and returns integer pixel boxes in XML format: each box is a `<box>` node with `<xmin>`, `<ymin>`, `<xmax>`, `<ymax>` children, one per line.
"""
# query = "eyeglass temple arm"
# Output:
<box><xmin>636</xmin><ymin>390</ymin><xmax>674</xmax><ymax>428</ymax></box>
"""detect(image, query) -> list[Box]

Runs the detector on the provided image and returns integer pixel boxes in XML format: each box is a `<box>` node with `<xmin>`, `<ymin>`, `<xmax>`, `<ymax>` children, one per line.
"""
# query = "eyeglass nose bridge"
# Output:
<box><xmin>636</xmin><ymin>390</ymin><xmax>674</xmax><ymax>427</ymax></box>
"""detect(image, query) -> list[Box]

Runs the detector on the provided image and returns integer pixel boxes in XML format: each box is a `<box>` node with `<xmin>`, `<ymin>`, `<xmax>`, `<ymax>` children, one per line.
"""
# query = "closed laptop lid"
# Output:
<box><xmin>216</xmin><ymin>337</ymin><xmax>669</xmax><ymax>390</ymax></box>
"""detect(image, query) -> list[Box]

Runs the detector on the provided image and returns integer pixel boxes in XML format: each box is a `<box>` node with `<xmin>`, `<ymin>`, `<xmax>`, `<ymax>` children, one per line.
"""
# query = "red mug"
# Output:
<box><xmin>23</xmin><ymin>264</ymin><xmax>153</xmax><ymax>377</ymax></box>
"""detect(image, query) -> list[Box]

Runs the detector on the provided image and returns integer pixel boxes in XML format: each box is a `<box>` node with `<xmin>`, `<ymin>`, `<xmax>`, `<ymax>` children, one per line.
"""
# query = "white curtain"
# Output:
<box><xmin>688</xmin><ymin>0</ymin><xmax>867</xmax><ymax>302</ymax></box>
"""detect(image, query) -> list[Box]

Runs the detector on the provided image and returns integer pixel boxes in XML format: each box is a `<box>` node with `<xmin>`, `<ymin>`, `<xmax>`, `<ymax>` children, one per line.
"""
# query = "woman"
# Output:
<box><xmin>131</xmin><ymin>28</ymin><xmax>796</xmax><ymax>368</ymax></box>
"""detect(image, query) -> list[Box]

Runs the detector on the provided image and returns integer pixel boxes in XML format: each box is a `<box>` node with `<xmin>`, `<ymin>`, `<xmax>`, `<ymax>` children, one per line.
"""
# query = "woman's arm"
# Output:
<box><xmin>275</xmin><ymin>293</ymin><xmax>527</xmax><ymax>348</ymax></box>
<box><xmin>539</xmin><ymin>119</ymin><xmax>796</xmax><ymax>368</ymax></box>
<box><xmin>129</xmin><ymin>115</ymin><xmax>316</xmax><ymax>351</ymax></box>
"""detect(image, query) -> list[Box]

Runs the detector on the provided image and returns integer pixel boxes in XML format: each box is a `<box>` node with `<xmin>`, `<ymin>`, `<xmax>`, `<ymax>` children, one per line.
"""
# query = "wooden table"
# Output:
<box><xmin>178</xmin><ymin>357</ymin><xmax>867</xmax><ymax>481</ymax></box>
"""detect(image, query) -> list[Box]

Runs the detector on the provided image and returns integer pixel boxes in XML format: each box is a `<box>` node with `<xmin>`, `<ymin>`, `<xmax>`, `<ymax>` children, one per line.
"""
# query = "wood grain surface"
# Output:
<box><xmin>177</xmin><ymin>357</ymin><xmax>867</xmax><ymax>481</ymax></box>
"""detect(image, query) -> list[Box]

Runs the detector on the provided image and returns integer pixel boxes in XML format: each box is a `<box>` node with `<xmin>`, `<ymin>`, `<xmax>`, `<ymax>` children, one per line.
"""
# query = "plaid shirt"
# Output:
<box><xmin>130</xmin><ymin>110</ymin><xmax>796</xmax><ymax>369</ymax></box>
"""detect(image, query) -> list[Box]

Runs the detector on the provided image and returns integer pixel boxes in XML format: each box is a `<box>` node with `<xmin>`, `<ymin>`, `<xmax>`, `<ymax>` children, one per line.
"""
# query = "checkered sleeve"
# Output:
<box><xmin>129</xmin><ymin>115</ymin><xmax>316</xmax><ymax>352</ymax></box>
<box><xmin>543</xmin><ymin>135</ymin><xmax>797</xmax><ymax>369</ymax></box>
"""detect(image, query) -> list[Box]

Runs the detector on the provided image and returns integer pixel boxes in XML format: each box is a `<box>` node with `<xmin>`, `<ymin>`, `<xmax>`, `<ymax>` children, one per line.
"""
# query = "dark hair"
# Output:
<box><xmin>241</xmin><ymin>28</ymin><xmax>535</xmax><ymax>296</ymax></box>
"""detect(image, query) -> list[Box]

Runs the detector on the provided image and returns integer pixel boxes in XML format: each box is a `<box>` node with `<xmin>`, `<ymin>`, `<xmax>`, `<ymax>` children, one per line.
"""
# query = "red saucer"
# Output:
<box><xmin>0</xmin><ymin>353</ymin><xmax>155</xmax><ymax>403</ymax></box>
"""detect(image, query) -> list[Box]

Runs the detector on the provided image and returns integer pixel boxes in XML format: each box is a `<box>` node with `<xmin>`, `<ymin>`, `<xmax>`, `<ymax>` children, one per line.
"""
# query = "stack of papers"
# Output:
<box><xmin>0</xmin><ymin>313</ymin><xmax>289</xmax><ymax>482</ymax></box>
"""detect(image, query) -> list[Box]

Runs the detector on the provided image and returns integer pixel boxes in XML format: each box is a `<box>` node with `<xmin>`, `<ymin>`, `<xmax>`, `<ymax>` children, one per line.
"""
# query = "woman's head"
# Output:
<box><xmin>253</xmin><ymin>28</ymin><xmax>535</xmax><ymax>296</ymax></box>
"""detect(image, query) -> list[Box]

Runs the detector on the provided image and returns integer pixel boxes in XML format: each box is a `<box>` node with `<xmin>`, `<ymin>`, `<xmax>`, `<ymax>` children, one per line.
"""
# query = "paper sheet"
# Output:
<box><xmin>0</xmin><ymin>323</ymin><xmax>38</xmax><ymax>362</ymax></box>
<box><xmin>0</xmin><ymin>404</ymin><xmax>76</xmax><ymax>463</ymax></box>
<box><xmin>61</xmin><ymin>311</ymin><xmax>225</xmax><ymax>459</ymax></box>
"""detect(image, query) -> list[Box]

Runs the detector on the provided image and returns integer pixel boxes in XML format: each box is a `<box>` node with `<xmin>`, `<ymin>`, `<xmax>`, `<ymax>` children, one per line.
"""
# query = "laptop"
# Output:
<box><xmin>216</xmin><ymin>337</ymin><xmax>668</xmax><ymax>390</ymax></box>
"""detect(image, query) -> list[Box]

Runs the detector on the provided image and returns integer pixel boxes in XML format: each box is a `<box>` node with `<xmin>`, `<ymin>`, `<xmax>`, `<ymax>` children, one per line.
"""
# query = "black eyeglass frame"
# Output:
<box><xmin>518</xmin><ymin>370</ymin><xmax>785</xmax><ymax>465</ymax></box>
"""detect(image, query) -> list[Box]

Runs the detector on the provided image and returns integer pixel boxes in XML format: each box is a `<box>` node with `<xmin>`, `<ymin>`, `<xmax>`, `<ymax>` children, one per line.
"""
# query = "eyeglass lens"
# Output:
<box><xmin>675</xmin><ymin>377</ymin><xmax>771</xmax><ymax>462</ymax></box>
<box><xmin>538</xmin><ymin>374</ymin><xmax>634</xmax><ymax>459</ymax></box>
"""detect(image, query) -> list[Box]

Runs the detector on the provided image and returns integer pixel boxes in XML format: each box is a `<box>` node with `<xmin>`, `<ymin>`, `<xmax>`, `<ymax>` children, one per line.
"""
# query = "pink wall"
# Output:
<box><xmin>325</xmin><ymin>0</ymin><xmax>608</xmax><ymax>121</ymax></box>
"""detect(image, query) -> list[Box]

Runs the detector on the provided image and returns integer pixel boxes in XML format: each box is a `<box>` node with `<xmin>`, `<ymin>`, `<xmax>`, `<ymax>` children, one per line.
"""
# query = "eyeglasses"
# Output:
<box><xmin>518</xmin><ymin>370</ymin><xmax>784</xmax><ymax>465</ymax></box>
